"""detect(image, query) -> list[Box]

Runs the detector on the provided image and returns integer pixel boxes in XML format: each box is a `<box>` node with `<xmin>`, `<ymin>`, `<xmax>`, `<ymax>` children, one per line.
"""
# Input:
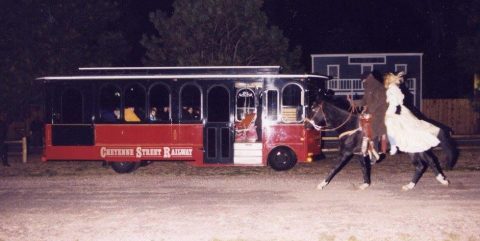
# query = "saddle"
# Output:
<box><xmin>359</xmin><ymin>113</ymin><xmax>381</xmax><ymax>162</ymax></box>
<box><xmin>360</xmin><ymin>113</ymin><xmax>373</xmax><ymax>140</ymax></box>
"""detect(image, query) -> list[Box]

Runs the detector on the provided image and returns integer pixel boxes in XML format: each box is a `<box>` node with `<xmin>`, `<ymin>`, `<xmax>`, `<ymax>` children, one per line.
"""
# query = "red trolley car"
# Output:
<box><xmin>38</xmin><ymin>66</ymin><xmax>328</xmax><ymax>173</ymax></box>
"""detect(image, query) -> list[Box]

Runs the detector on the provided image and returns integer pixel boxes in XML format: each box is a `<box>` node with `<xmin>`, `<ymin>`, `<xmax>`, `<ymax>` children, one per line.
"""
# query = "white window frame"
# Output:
<box><xmin>395</xmin><ymin>64</ymin><xmax>408</xmax><ymax>74</ymax></box>
<box><xmin>179</xmin><ymin>83</ymin><xmax>203</xmax><ymax>120</ymax></box>
<box><xmin>266</xmin><ymin>89</ymin><xmax>279</xmax><ymax>121</ymax></box>
<box><xmin>281</xmin><ymin>83</ymin><xmax>305</xmax><ymax>123</ymax></box>
<box><xmin>327</xmin><ymin>65</ymin><xmax>340</xmax><ymax>79</ymax></box>
<box><xmin>148</xmin><ymin>82</ymin><xmax>172</xmax><ymax>121</ymax></box>
<box><xmin>361</xmin><ymin>64</ymin><xmax>373</xmax><ymax>74</ymax></box>
<box><xmin>235</xmin><ymin>88</ymin><xmax>256</xmax><ymax>121</ymax></box>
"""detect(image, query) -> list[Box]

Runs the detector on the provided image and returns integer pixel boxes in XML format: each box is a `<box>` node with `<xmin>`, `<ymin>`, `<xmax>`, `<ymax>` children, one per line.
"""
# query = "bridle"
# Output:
<box><xmin>306</xmin><ymin>98</ymin><xmax>356</xmax><ymax>132</ymax></box>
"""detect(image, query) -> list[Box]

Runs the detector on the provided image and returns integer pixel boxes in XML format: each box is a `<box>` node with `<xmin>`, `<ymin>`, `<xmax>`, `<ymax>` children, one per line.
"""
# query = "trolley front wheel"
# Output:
<box><xmin>268</xmin><ymin>147</ymin><xmax>297</xmax><ymax>171</ymax></box>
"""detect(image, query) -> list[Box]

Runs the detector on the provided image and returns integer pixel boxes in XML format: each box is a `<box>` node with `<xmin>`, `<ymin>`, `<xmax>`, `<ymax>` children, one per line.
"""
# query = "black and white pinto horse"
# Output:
<box><xmin>307</xmin><ymin>99</ymin><xmax>457</xmax><ymax>191</ymax></box>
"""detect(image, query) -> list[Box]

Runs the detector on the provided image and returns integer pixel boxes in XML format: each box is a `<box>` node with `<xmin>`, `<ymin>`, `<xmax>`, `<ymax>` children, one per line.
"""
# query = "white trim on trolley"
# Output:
<box><xmin>37</xmin><ymin>74</ymin><xmax>329</xmax><ymax>81</ymax></box>
<box><xmin>78</xmin><ymin>66</ymin><xmax>281</xmax><ymax>71</ymax></box>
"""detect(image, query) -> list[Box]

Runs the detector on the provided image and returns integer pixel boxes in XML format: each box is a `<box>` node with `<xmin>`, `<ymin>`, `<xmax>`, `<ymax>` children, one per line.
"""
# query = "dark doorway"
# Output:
<box><xmin>204</xmin><ymin>86</ymin><xmax>232</xmax><ymax>164</ymax></box>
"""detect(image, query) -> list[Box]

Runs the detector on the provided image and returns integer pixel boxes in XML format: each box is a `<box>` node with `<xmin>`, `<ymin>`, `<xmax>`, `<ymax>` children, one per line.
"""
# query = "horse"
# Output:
<box><xmin>306</xmin><ymin>98</ymin><xmax>457</xmax><ymax>191</ymax></box>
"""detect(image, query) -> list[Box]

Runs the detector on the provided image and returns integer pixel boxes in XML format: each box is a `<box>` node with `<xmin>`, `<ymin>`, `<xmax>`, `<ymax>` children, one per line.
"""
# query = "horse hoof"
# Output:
<box><xmin>436</xmin><ymin>174</ymin><xmax>450</xmax><ymax>186</ymax></box>
<box><xmin>402</xmin><ymin>182</ymin><xmax>415</xmax><ymax>191</ymax></box>
<box><xmin>317</xmin><ymin>180</ymin><xmax>329</xmax><ymax>190</ymax></box>
<box><xmin>389</xmin><ymin>146</ymin><xmax>398</xmax><ymax>155</ymax></box>
<box><xmin>358</xmin><ymin>183</ymin><xmax>370</xmax><ymax>190</ymax></box>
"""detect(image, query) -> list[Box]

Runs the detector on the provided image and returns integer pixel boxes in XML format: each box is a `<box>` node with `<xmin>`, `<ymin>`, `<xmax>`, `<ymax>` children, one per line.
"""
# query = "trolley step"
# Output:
<box><xmin>233</xmin><ymin>142</ymin><xmax>262</xmax><ymax>165</ymax></box>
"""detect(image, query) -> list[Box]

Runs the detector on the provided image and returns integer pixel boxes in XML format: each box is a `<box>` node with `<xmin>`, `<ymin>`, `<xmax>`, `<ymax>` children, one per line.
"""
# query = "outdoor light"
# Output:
<box><xmin>307</xmin><ymin>152</ymin><xmax>313</xmax><ymax>162</ymax></box>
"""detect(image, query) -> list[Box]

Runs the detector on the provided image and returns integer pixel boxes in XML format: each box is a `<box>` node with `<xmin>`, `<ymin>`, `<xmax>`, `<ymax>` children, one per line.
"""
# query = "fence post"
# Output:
<box><xmin>22</xmin><ymin>137</ymin><xmax>27</xmax><ymax>163</ymax></box>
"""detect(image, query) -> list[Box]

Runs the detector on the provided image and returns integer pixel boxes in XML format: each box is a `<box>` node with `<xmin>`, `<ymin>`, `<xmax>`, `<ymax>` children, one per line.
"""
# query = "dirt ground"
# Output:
<box><xmin>1</xmin><ymin>150</ymin><xmax>480</xmax><ymax>241</ymax></box>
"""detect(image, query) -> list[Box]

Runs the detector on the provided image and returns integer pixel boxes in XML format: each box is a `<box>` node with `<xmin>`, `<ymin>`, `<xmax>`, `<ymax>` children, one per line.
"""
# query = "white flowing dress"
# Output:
<box><xmin>385</xmin><ymin>84</ymin><xmax>440</xmax><ymax>153</ymax></box>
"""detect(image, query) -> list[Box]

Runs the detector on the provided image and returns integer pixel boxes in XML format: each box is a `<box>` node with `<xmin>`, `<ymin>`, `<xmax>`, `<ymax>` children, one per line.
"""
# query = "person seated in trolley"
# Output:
<box><xmin>124</xmin><ymin>106</ymin><xmax>141</xmax><ymax>122</ymax></box>
<box><xmin>182</xmin><ymin>106</ymin><xmax>199</xmax><ymax>120</ymax></box>
<box><xmin>194</xmin><ymin>108</ymin><xmax>201</xmax><ymax>119</ymax></box>
<box><xmin>101</xmin><ymin>107</ymin><xmax>120</xmax><ymax>123</ymax></box>
<box><xmin>113</xmin><ymin>108</ymin><xmax>120</xmax><ymax>120</ymax></box>
<box><xmin>148</xmin><ymin>107</ymin><xmax>158</xmax><ymax>122</ymax></box>
<box><xmin>157</xmin><ymin>106</ymin><xmax>170</xmax><ymax>121</ymax></box>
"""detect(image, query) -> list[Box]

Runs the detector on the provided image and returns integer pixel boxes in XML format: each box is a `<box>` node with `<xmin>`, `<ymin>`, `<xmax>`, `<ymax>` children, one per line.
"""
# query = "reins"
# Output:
<box><xmin>307</xmin><ymin>97</ymin><xmax>357</xmax><ymax>132</ymax></box>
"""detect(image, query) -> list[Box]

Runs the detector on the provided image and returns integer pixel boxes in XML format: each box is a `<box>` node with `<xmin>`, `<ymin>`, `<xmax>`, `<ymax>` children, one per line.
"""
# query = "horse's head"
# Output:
<box><xmin>305</xmin><ymin>97</ymin><xmax>360</xmax><ymax>133</ymax></box>
<box><xmin>304</xmin><ymin>88</ymin><xmax>336</xmax><ymax>128</ymax></box>
<box><xmin>304</xmin><ymin>101</ymin><xmax>328</xmax><ymax>131</ymax></box>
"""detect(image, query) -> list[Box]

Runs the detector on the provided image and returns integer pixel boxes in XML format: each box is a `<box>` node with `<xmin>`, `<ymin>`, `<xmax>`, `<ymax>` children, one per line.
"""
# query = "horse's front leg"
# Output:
<box><xmin>317</xmin><ymin>152</ymin><xmax>353</xmax><ymax>190</ymax></box>
<box><xmin>357</xmin><ymin>155</ymin><xmax>371</xmax><ymax>190</ymax></box>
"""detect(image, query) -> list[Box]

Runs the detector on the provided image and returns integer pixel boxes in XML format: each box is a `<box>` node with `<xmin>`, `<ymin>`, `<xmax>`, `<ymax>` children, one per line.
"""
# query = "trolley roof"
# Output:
<box><xmin>78</xmin><ymin>65</ymin><xmax>281</xmax><ymax>72</ymax></box>
<box><xmin>37</xmin><ymin>66</ymin><xmax>329</xmax><ymax>82</ymax></box>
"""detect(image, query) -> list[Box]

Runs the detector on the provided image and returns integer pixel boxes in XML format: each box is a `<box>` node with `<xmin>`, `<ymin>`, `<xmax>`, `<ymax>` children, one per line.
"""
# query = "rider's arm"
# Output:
<box><xmin>395</xmin><ymin>105</ymin><xmax>401</xmax><ymax>115</ymax></box>
<box><xmin>386</xmin><ymin>85</ymin><xmax>403</xmax><ymax>115</ymax></box>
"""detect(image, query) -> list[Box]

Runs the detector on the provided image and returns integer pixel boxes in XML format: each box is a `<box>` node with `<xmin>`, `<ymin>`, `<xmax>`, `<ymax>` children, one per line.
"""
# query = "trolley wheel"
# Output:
<box><xmin>140</xmin><ymin>160</ymin><xmax>153</xmax><ymax>167</ymax></box>
<box><xmin>268</xmin><ymin>147</ymin><xmax>297</xmax><ymax>171</ymax></box>
<box><xmin>110</xmin><ymin>161</ymin><xmax>140</xmax><ymax>174</ymax></box>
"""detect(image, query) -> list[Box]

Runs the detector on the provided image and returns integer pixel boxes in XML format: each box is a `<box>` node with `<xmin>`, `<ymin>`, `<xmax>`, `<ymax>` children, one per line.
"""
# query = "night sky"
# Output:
<box><xmin>84</xmin><ymin>1</ymin><xmax>477</xmax><ymax>98</ymax></box>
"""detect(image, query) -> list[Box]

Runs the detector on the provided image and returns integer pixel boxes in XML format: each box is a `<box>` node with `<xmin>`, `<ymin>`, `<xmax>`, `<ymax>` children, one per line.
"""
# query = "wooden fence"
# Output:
<box><xmin>5</xmin><ymin>137</ymin><xmax>28</xmax><ymax>163</ymax></box>
<box><xmin>422</xmin><ymin>99</ymin><xmax>479</xmax><ymax>134</ymax></box>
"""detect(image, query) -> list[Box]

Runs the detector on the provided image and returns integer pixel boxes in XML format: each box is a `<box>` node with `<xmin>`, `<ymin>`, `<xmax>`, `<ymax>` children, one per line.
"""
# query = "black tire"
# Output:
<box><xmin>110</xmin><ymin>161</ymin><xmax>140</xmax><ymax>174</ymax></box>
<box><xmin>268</xmin><ymin>147</ymin><xmax>297</xmax><ymax>171</ymax></box>
<box><xmin>140</xmin><ymin>160</ymin><xmax>153</xmax><ymax>167</ymax></box>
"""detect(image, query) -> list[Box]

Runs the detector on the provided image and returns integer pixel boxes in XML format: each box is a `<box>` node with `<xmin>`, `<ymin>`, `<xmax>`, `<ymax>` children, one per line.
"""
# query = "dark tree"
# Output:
<box><xmin>455</xmin><ymin>0</ymin><xmax>480</xmax><ymax>76</ymax></box>
<box><xmin>0</xmin><ymin>1</ymin><xmax>129</xmax><ymax>119</ymax></box>
<box><xmin>454</xmin><ymin>0</ymin><xmax>480</xmax><ymax>124</ymax></box>
<box><xmin>141</xmin><ymin>0</ymin><xmax>303</xmax><ymax>72</ymax></box>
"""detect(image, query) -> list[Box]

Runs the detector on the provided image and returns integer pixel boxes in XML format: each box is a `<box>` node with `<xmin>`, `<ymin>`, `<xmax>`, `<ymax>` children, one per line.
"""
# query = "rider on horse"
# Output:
<box><xmin>354</xmin><ymin>71</ymin><xmax>388</xmax><ymax>160</ymax></box>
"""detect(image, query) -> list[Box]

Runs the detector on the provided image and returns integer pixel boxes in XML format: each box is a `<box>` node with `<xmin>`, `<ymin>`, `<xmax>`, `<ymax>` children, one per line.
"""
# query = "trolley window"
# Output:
<box><xmin>236</xmin><ymin>89</ymin><xmax>255</xmax><ymax>121</ymax></box>
<box><xmin>266</xmin><ymin>90</ymin><xmax>278</xmax><ymax>121</ymax></box>
<box><xmin>149</xmin><ymin>83</ymin><xmax>171</xmax><ymax>122</ymax></box>
<box><xmin>61</xmin><ymin>88</ymin><xmax>84</xmax><ymax>124</ymax></box>
<box><xmin>99</xmin><ymin>84</ymin><xmax>121</xmax><ymax>123</ymax></box>
<box><xmin>281</xmin><ymin>84</ymin><xmax>304</xmax><ymax>123</ymax></box>
<box><xmin>124</xmin><ymin>83</ymin><xmax>145</xmax><ymax>122</ymax></box>
<box><xmin>180</xmin><ymin>84</ymin><xmax>201</xmax><ymax>121</ymax></box>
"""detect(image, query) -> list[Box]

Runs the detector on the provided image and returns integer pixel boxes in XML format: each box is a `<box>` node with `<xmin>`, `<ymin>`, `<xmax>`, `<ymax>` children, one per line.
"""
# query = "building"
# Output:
<box><xmin>311</xmin><ymin>53</ymin><xmax>423</xmax><ymax>109</ymax></box>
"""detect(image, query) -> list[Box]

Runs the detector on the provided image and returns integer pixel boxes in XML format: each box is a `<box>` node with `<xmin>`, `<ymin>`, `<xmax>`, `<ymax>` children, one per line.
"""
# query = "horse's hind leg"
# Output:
<box><xmin>403</xmin><ymin>153</ymin><xmax>427</xmax><ymax>191</ymax></box>
<box><xmin>424</xmin><ymin>152</ymin><xmax>450</xmax><ymax>186</ymax></box>
<box><xmin>317</xmin><ymin>152</ymin><xmax>353</xmax><ymax>190</ymax></box>
<box><xmin>357</xmin><ymin>155</ymin><xmax>371</xmax><ymax>190</ymax></box>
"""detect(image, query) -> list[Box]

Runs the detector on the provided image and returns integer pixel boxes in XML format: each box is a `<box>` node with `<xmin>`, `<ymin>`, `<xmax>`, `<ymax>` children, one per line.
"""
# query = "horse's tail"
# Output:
<box><xmin>437</xmin><ymin>128</ymin><xmax>458</xmax><ymax>170</ymax></box>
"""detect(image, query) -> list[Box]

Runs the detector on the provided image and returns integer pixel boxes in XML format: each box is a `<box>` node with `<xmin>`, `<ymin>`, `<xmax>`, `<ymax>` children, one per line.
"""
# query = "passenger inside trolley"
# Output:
<box><xmin>158</xmin><ymin>106</ymin><xmax>170</xmax><ymax>121</ymax></box>
<box><xmin>148</xmin><ymin>107</ymin><xmax>158</xmax><ymax>122</ymax></box>
<box><xmin>124</xmin><ymin>106</ymin><xmax>141</xmax><ymax>122</ymax></box>
<box><xmin>100</xmin><ymin>109</ymin><xmax>118</xmax><ymax>123</ymax></box>
<box><xmin>182</xmin><ymin>106</ymin><xmax>200</xmax><ymax>120</ymax></box>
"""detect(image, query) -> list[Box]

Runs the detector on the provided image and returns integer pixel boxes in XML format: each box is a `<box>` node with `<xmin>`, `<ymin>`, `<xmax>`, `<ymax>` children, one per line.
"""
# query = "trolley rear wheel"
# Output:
<box><xmin>110</xmin><ymin>161</ymin><xmax>140</xmax><ymax>174</ymax></box>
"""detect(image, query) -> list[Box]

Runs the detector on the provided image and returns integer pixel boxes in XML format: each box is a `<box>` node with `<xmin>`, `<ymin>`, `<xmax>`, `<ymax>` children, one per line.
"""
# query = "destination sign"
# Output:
<box><xmin>100</xmin><ymin>147</ymin><xmax>193</xmax><ymax>158</ymax></box>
